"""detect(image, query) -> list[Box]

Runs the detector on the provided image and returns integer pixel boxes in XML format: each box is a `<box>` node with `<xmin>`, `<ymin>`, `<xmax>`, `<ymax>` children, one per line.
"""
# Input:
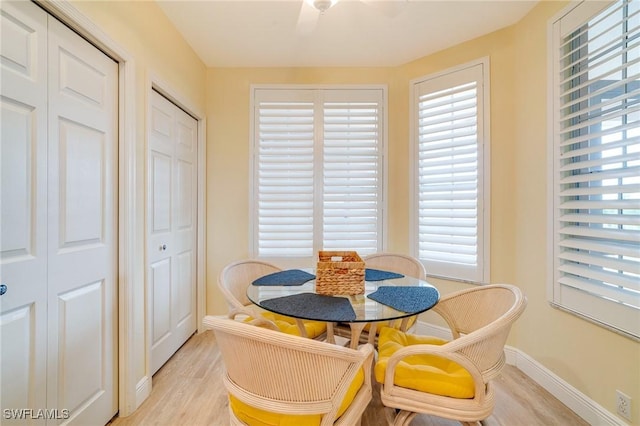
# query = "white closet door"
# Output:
<box><xmin>0</xmin><ymin>2</ymin><xmax>48</xmax><ymax>419</ymax></box>
<box><xmin>149</xmin><ymin>90</ymin><xmax>197</xmax><ymax>375</ymax></box>
<box><xmin>1</xmin><ymin>2</ymin><xmax>118</xmax><ymax>424</ymax></box>
<box><xmin>46</xmin><ymin>15</ymin><xmax>118</xmax><ymax>425</ymax></box>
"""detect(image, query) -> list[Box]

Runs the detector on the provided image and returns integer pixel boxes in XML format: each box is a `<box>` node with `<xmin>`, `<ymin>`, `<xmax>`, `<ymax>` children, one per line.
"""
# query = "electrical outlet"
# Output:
<box><xmin>616</xmin><ymin>390</ymin><xmax>632</xmax><ymax>422</ymax></box>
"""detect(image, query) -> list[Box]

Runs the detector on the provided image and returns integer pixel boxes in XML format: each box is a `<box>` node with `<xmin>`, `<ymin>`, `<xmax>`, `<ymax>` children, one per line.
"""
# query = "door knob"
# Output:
<box><xmin>159</xmin><ymin>244</ymin><xmax>167</xmax><ymax>251</ymax></box>
<box><xmin>0</xmin><ymin>284</ymin><xmax>6</xmax><ymax>296</ymax></box>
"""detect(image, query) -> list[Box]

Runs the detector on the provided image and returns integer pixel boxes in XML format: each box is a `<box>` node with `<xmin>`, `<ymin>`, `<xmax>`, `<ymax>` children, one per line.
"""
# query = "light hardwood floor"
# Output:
<box><xmin>109</xmin><ymin>330</ymin><xmax>589</xmax><ymax>426</ymax></box>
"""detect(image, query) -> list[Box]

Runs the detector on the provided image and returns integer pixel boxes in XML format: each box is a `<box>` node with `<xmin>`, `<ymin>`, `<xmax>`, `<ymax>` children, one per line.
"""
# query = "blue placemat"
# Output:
<box><xmin>260</xmin><ymin>293</ymin><xmax>356</xmax><ymax>322</ymax></box>
<box><xmin>365</xmin><ymin>268</ymin><xmax>404</xmax><ymax>281</ymax></box>
<box><xmin>252</xmin><ymin>269</ymin><xmax>316</xmax><ymax>286</ymax></box>
<box><xmin>367</xmin><ymin>286</ymin><xmax>439</xmax><ymax>313</ymax></box>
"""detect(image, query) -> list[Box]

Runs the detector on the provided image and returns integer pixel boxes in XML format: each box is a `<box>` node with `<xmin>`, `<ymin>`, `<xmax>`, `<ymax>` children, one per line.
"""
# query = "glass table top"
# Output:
<box><xmin>246</xmin><ymin>269</ymin><xmax>440</xmax><ymax>323</ymax></box>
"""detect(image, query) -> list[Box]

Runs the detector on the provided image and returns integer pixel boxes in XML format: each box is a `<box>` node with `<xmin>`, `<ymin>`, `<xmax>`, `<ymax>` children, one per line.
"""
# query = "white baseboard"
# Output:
<box><xmin>415</xmin><ymin>321</ymin><xmax>627</xmax><ymax>426</ymax></box>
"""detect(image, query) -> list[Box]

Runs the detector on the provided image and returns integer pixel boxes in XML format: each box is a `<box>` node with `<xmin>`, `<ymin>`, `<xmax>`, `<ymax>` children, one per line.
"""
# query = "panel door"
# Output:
<box><xmin>1</xmin><ymin>3</ymin><xmax>118</xmax><ymax>424</ymax></box>
<box><xmin>0</xmin><ymin>2</ymin><xmax>48</xmax><ymax>421</ymax></box>
<box><xmin>46</xmin><ymin>15</ymin><xmax>118</xmax><ymax>425</ymax></box>
<box><xmin>149</xmin><ymin>90</ymin><xmax>197</xmax><ymax>375</ymax></box>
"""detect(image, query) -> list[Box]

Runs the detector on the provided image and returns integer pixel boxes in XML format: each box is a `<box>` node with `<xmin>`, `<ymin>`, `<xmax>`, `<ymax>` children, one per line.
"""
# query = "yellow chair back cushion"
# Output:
<box><xmin>374</xmin><ymin>327</ymin><xmax>474</xmax><ymax>399</ymax></box>
<box><xmin>229</xmin><ymin>368</ymin><xmax>364</xmax><ymax>426</ymax></box>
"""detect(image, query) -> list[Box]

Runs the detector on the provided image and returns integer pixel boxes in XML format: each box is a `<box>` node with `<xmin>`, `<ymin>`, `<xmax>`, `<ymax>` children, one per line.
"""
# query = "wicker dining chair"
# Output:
<box><xmin>203</xmin><ymin>316</ymin><xmax>374</xmax><ymax>426</ymax></box>
<box><xmin>374</xmin><ymin>284</ymin><xmax>527</xmax><ymax>426</ymax></box>
<box><xmin>218</xmin><ymin>259</ymin><xmax>326</xmax><ymax>339</ymax></box>
<box><xmin>334</xmin><ymin>253</ymin><xmax>427</xmax><ymax>346</ymax></box>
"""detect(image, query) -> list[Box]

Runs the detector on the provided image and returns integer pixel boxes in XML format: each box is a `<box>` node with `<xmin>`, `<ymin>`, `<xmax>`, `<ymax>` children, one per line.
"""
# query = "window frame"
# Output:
<box><xmin>249</xmin><ymin>84</ymin><xmax>388</xmax><ymax>265</ymax></box>
<box><xmin>547</xmin><ymin>0</ymin><xmax>640</xmax><ymax>340</ymax></box>
<box><xmin>409</xmin><ymin>58</ymin><xmax>491</xmax><ymax>284</ymax></box>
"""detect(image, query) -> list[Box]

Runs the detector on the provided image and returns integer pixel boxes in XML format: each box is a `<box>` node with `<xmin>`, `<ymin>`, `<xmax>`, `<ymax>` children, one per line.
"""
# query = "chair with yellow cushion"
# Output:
<box><xmin>374</xmin><ymin>284</ymin><xmax>527</xmax><ymax>426</ymax></box>
<box><xmin>203</xmin><ymin>316</ymin><xmax>374</xmax><ymax>426</ymax></box>
<box><xmin>334</xmin><ymin>253</ymin><xmax>427</xmax><ymax>346</ymax></box>
<box><xmin>218</xmin><ymin>259</ymin><xmax>327</xmax><ymax>339</ymax></box>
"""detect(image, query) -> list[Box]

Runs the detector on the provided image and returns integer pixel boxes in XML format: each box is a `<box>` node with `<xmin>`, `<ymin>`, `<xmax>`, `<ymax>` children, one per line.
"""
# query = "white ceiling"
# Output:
<box><xmin>155</xmin><ymin>0</ymin><xmax>538</xmax><ymax>68</ymax></box>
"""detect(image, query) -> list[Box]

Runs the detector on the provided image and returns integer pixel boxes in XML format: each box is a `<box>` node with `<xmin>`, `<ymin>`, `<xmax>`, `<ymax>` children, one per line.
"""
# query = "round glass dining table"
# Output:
<box><xmin>246</xmin><ymin>269</ymin><xmax>440</xmax><ymax>348</ymax></box>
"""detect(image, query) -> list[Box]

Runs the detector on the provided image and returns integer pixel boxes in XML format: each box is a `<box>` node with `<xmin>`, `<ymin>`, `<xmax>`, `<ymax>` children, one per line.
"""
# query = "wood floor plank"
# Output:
<box><xmin>109</xmin><ymin>330</ymin><xmax>589</xmax><ymax>426</ymax></box>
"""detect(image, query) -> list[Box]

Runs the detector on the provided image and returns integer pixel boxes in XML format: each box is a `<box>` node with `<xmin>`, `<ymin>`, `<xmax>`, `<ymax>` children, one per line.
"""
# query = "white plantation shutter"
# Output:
<box><xmin>323</xmin><ymin>95</ymin><xmax>382</xmax><ymax>254</ymax></box>
<box><xmin>255</xmin><ymin>93</ymin><xmax>315</xmax><ymax>257</ymax></box>
<box><xmin>412</xmin><ymin>61</ymin><xmax>489</xmax><ymax>283</ymax></box>
<box><xmin>551</xmin><ymin>0</ymin><xmax>640</xmax><ymax>339</ymax></box>
<box><xmin>252</xmin><ymin>88</ymin><xmax>384</xmax><ymax>259</ymax></box>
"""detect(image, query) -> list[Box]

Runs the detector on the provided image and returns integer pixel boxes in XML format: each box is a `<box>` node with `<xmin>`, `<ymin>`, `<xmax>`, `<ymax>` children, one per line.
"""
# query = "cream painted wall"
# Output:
<box><xmin>402</xmin><ymin>19</ymin><xmax>520</xmax><ymax>299</ymax></box>
<box><xmin>512</xmin><ymin>1</ymin><xmax>640</xmax><ymax>423</ymax></box>
<box><xmin>205</xmin><ymin>2</ymin><xmax>639</xmax><ymax>423</ymax></box>
<box><xmin>69</xmin><ymin>0</ymin><xmax>207</xmax><ymax>396</ymax></box>
<box><xmin>205</xmin><ymin>67</ymin><xmax>401</xmax><ymax>315</ymax></box>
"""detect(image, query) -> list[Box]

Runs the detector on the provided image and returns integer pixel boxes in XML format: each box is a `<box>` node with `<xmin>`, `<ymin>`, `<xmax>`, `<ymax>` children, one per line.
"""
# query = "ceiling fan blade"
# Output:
<box><xmin>360</xmin><ymin>0</ymin><xmax>408</xmax><ymax>18</ymax></box>
<box><xmin>296</xmin><ymin>1</ymin><xmax>320</xmax><ymax>35</ymax></box>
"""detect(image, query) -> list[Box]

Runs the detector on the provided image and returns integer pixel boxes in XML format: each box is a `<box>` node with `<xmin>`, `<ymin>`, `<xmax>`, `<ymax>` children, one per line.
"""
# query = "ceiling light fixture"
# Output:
<box><xmin>309</xmin><ymin>0</ymin><xmax>338</xmax><ymax>13</ymax></box>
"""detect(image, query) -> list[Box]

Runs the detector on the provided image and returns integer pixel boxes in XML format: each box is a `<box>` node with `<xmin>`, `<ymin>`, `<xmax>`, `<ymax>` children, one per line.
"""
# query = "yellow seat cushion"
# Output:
<box><xmin>245</xmin><ymin>312</ymin><xmax>327</xmax><ymax>339</ymax></box>
<box><xmin>374</xmin><ymin>327</ymin><xmax>474</xmax><ymax>399</ymax></box>
<box><xmin>229</xmin><ymin>367</ymin><xmax>365</xmax><ymax>426</ymax></box>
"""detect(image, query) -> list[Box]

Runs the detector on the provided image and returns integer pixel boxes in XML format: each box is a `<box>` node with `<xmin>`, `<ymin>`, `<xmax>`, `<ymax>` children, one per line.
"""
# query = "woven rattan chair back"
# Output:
<box><xmin>204</xmin><ymin>316</ymin><xmax>374</xmax><ymax>426</ymax></box>
<box><xmin>218</xmin><ymin>259</ymin><xmax>281</xmax><ymax>313</ymax></box>
<box><xmin>363</xmin><ymin>253</ymin><xmax>427</xmax><ymax>280</ymax></box>
<box><xmin>378</xmin><ymin>284</ymin><xmax>527</xmax><ymax>425</ymax></box>
<box><xmin>431</xmin><ymin>284</ymin><xmax>526</xmax><ymax>380</ymax></box>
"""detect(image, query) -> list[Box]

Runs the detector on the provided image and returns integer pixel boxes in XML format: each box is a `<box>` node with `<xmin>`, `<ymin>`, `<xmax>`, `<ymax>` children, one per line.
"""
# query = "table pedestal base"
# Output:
<box><xmin>324</xmin><ymin>322</ymin><xmax>377</xmax><ymax>349</ymax></box>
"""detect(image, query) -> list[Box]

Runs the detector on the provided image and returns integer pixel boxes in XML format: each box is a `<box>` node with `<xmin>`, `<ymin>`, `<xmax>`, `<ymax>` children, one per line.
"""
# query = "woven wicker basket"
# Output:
<box><xmin>316</xmin><ymin>251</ymin><xmax>365</xmax><ymax>295</ymax></box>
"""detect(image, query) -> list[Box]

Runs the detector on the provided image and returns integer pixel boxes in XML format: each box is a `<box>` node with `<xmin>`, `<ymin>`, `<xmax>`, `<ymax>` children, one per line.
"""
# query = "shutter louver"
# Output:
<box><xmin>552</xmin><ymin>0</ymin><xmax>640</xmax><ymax>338</ymax></box>
<box><xmin>323</xmin><ymin>101</ymin><xmax>381</xmax><ymax>255</ymax></box>
<box><xmin>418</xmin><ymin>83</ymin><xmax>478</xmax><ymax>266</ymax></box>
<box><xmin>253</xmin><ymin>88</ymin><xmax>384</xmax><ymax>259</ymax></box>
<box><xmin>257</xmin><ymin>100</ymin><xmax>315</xmax><ymax>257</ymax></box>
<box><xmin>413</xmin><ymin>61</ymin><xmax>488</xmax><ymax>283</ymax></box>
